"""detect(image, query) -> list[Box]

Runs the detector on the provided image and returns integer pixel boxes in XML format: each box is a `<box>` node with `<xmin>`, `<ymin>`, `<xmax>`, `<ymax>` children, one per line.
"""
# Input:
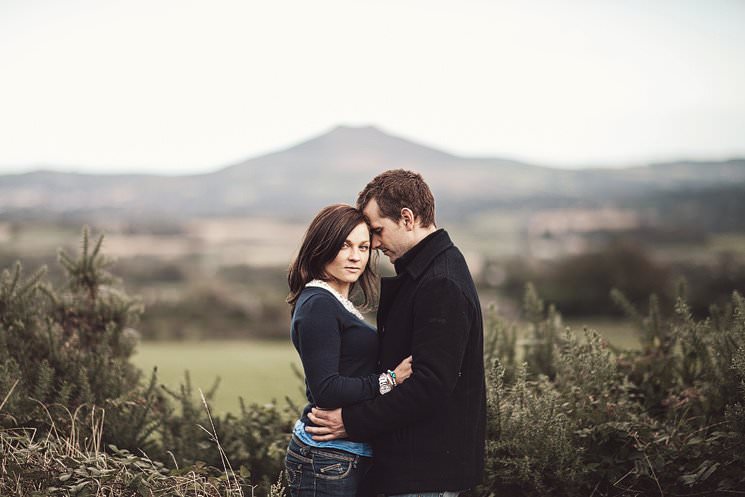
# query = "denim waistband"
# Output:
<box><xmin>290</xmin><ymin>434</ymin><xmax>359</xmax><ymax>462</ymax></box>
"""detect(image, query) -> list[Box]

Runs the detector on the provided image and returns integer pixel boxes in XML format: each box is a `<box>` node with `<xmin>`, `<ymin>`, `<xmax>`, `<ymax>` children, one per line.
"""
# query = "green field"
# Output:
<box><xmin>132</xmin><ymin>340</ymin><xmax>304</xmax><ymax>415</ymax></box>
<box><xmin>134</xmin><ymin>317</ymin><xmax>640</xmax><ymax>414</ymax></box>
<box><xmin>563</xmin><ymin>317</ymin><xmax>640</xmax><ymax>350</ymax></box>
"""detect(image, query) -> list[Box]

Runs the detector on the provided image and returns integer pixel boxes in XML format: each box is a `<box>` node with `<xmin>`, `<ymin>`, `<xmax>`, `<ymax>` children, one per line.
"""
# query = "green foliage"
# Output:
<box><xmin>725</xmin><ymin>344</ymin><xmax>745</xmax><ymax>434</ymax></box>
<box><xmin>482</xmin><ymin>303</ymin><xmax>517</xmax><ymax>382</ymax></box>
<box><xmin>0</xmin><ymin>227</ymin><xmax>154</xmax><ymax>452</ymax></box>
<box><xmin>612</xmin><ymin>281</ymin><xmax>745</xmax><ymax>424</ymax></box>
<box><xmin>521</xmin><ymin>283</ymin><xmax>563</xmax><ymax>379</ymax></box>
<box><xmin>4</xmin><ymin>227</ymin><xmax>745</xmax><ymax>496</ymax></box>
<box><xmin>0</xmin><ymin>227</ymin><xmax>292</xmax><ymax>496</ymax></box>
<box><xmin>483</xmin><ymin>362</ymin><xmax>584</xmax><ymax>496</ymax></box>
<box><xmin>155</xmin><ymin>371</ymin><xmax>295</xmax><ymax>490</ymax></box>
<box><xmin>479</xmin><ymin>285</ymin><xmax>745</xmax><ymax>496</ymax></box>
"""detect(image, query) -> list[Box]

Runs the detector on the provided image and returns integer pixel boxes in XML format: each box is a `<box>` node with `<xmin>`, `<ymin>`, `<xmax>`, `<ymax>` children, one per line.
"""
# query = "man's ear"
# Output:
<box><xmin>400</xmin><ymin>208</ymin><xmax>415</xmax><ymax>231</ymax></box>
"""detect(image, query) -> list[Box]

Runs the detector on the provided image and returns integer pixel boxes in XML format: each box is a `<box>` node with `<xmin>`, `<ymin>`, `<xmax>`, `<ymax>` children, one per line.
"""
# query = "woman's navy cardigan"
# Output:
<box><xmin>291</xmin><ymin>286</ymin><xmax>379</xmax><ymax>427</ymax></box>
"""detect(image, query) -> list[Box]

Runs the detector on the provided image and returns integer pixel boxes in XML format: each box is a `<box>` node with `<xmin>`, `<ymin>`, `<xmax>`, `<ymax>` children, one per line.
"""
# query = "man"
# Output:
<box><xmin>306</xmin><ymin>169</ymin><xmax>486</xmax><ymax>497</ymax></box>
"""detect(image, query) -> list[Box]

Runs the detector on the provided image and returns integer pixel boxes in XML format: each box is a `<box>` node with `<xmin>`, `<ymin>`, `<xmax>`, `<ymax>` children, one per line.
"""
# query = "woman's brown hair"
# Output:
<box><xmin>287</xmin><ymin>204</ymin><xmax>378</xmax><ymax>313</ymax></box>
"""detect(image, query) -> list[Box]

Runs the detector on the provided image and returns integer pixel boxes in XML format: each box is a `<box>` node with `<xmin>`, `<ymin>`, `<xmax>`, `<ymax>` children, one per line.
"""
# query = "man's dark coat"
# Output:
<box><xmin>343</xmin><ymin>229</ymin><xmax>486</xmax><ymax>495</ymax></box>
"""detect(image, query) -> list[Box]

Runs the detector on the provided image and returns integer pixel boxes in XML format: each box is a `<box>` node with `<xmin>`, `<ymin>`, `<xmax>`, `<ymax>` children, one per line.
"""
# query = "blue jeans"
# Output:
<box><xmin>285</xmin><ymin>434</ymin><xmax>373</xmax><ymax>497</ymax></box>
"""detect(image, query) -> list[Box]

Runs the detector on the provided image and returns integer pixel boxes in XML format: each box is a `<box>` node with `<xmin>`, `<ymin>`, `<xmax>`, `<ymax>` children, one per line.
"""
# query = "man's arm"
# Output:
<box><xmin>309</xmin><ymin>277</ymin><xmax>474</xmax><ymax>442</ymax></box>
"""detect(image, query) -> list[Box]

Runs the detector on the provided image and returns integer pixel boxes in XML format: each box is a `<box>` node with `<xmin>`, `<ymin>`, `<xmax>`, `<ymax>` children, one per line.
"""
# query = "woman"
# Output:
<box><xmin>285</xmin><ymin>204</ymin><xmax>412</xmax><ymax>497</ymax></box>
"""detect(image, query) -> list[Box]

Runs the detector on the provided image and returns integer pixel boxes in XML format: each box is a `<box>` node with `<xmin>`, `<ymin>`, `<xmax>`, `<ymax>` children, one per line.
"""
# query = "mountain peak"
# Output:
<box><xmin>283</xmin><ymin>124</ymin><xmax>456</xmax><ymax>161</ymax></box>
<box><xmin>328</xmin><ymin>124</ymin><xmax>383</xmax><ymax>133</ymax></box>
<box><xmin>321</xmin><ymin>124</ymin><xmax>398</xmax><ymax>142</ymax></box>
<box><xmin>215</xmin><ymin>123</ymin><xmax>459</xmax><ymax>179</ymax></box>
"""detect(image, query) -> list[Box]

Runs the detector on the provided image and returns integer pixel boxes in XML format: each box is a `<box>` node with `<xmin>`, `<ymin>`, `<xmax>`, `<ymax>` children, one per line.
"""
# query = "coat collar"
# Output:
<box><xmin>394</xmin><ymin>229</ymin><xmax>453</xmax><ymax>280</ymax></box>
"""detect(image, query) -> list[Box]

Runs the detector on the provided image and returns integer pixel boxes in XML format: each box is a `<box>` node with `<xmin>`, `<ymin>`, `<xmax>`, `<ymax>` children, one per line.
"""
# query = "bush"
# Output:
<box><xmin>479</xmin><ymin>284</ymin><xmax>745</xmax><ymax>496</ymax></box>
<box><xmin>0</xmin><ymin>228</ymin><xmax>294</xmax><ymax>496</ymax></box>
<box><xmin>0</xmin><ymin>229</ymin><xmax>155</xmax><ymax>452</ymax></box>
<box><xmin>154</xmin><ymin>371</ymin><xmax>295</xmax><ymax>490</ymax></box>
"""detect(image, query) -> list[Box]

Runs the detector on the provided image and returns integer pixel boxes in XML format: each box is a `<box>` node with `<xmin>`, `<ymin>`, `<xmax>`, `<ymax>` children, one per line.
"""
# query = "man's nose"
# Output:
<box><xmin>371</xmin><ymin>236</ymin><xmax>382</xmax><ymax>249</ymax></box>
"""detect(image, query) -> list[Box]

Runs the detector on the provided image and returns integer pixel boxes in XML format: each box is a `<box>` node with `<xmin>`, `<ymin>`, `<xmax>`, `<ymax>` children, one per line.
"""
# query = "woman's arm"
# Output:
<box><xmin>294</xmin><ymin>294</ymin><xmax>379</xmax><ymax>408</ymax></box>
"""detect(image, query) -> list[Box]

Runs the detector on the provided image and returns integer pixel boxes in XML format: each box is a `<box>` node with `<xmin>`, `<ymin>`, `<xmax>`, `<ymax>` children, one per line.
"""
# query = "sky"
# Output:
<box><xmin>1</xmin><ymin>0</ymin><xmax>744</xmax><ymax>175</ymax></box>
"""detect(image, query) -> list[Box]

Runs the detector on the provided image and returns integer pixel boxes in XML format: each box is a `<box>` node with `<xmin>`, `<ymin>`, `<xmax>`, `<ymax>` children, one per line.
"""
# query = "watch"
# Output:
<box><xmin>378</xmin><ymin>373</ymin><xmax>392</xmax><ymax>395</ymax></box>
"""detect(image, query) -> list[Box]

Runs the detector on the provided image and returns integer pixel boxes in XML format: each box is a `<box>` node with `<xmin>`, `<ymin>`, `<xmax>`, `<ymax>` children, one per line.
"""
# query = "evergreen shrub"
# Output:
<box><xmin>0</xmin><ymin>228</ymin><xmax>294</xmax><ymax>496</ymax></box>
<box><xmin>480</xmin><ymin>284</ymin><xmax>745</xmax><ymax>496</ymax></box>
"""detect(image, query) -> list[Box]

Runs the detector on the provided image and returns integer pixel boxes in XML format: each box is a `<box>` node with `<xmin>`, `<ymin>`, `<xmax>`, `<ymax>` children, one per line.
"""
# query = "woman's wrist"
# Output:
<box><xmin>378</xmin><ymin>372</ymin><xmax>394</xmax><ymax>394</ymax></box>
<box><xmin>387</xmin><ymin>369</ymin><xmax>398</xmax><ymax>386</ymax></box>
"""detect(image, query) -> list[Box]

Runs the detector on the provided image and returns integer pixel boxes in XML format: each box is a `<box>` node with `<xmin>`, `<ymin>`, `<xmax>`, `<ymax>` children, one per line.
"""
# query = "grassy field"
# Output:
<box><xmin>132</xmin><ymin>340</ymin><xmax>304</xmax><ymax>415</ymax></box>
<box><xmin>563</xmin><ymin>317</ymin><xmax>640</xmax><ymax>350</ymax></box>
<box><xmin>133</xmin><ymin>317</ymin><xmax>640</xmax><ymax>414</ymax></box>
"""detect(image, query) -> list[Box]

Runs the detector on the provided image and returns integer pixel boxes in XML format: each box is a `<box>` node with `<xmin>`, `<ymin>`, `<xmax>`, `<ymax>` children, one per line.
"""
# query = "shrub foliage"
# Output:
<box><xmin>0</xmin><ymin>228</ymin><xmax>294</xmax><ymax>496</ymax></box>
<box><xmin>480</xmin><ymin>283</ymin><xmax>745</xmax><ymax>496</ymax></box>
<box><xmin>1</xmin><ymin>229</ymin><xmax>744</xmax><ymax>496</ymax></box>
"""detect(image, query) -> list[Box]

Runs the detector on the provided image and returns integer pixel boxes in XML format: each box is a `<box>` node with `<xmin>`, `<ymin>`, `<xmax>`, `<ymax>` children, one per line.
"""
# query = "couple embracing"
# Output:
<box><xmin>285</xmin><ymin>169</ymin><xmax>486</xmax><ymax>497</ymax></box>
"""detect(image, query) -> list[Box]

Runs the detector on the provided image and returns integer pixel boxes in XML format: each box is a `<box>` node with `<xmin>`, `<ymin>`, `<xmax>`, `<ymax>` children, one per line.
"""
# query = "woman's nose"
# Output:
<box><xmin>348</xmin><ymin>248</ymin><xmax>361</xmax><ymax>261</ymax></box>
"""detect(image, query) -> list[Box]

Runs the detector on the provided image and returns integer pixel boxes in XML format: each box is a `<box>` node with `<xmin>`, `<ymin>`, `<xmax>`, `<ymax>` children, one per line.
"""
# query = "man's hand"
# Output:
<box><xmin>306</xmin><ymin>407</ymin><xmax>347</xmax><ymax>441</ymax></box>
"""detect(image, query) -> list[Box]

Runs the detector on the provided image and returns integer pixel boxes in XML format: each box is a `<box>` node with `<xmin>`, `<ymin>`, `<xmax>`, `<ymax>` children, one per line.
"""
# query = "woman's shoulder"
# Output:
<box><xmin>294</xmin><ymin>286</ymin><xmax>343</xmax><ymax>314</ymax></box>
<box><xmin>294</xmin><ymin>285</ymin><xmax>368</xmax><ymax>323</ymax></box>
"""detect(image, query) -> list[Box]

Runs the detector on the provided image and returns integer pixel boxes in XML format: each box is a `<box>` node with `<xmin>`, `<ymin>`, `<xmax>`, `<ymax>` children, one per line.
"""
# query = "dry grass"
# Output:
<box><xmin>0</xmin><ymin>385</ymin><xmax>284</xmax><ymax>497</ymax></box>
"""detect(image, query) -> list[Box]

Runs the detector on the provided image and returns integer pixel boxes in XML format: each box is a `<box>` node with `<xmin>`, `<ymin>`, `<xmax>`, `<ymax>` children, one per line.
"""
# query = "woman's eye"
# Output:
<box><xmin>360</xmin><ymin>246</ymin><xmax>369</xmax><ymax>251</ymax></box>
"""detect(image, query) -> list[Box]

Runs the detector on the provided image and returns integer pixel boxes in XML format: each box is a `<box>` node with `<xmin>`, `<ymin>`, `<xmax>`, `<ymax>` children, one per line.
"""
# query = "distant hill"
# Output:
<box><xmin>1</xmin><ymin>125</ymin><xmax>744</xmax><ymax>221</ymax></box>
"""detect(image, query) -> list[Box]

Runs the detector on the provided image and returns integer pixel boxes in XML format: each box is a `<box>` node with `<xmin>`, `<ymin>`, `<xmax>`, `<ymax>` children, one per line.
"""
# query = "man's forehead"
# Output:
<box><xmin>363</xmin><ymin>200</ymin><xmax>382</xmax><ymax>219</ymax></box>
<box><xmin>365</xmin><ymin>212</ymin><xmax>386</xmax><ymax>229</ymax></box>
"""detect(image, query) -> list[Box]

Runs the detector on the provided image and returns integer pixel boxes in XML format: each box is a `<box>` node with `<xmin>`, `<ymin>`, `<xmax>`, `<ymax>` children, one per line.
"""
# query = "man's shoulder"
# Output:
<box><xmin>427</xmin><ymin>243</ymin><xmax>470</xmax><ymax>277</ymax></box>
<box><xmin>417</xmin><ymin>244</ymin><xmax>479</xmax><ymax>303</ymax></box>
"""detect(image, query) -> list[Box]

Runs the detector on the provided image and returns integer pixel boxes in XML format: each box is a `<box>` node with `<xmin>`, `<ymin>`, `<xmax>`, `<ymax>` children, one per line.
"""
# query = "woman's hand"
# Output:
<box><xmin>393</xmin><ymin>355</ymin><xmax>413</xmax><ymax>385</ymax></box>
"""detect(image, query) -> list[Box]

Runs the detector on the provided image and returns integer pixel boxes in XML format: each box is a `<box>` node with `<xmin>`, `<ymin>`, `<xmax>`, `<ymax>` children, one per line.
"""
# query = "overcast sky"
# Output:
<box><xmin>1</xmin><ymin>0</ymin><xmax>744</xmax><ymax>174</ymax></box>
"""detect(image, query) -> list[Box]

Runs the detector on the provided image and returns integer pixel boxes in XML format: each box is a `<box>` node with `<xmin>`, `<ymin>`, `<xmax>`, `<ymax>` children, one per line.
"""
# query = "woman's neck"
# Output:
<box><xmin>324</xmin><ymin>279</ymin><xmax>350</xmax><ymax>298</ymax></box>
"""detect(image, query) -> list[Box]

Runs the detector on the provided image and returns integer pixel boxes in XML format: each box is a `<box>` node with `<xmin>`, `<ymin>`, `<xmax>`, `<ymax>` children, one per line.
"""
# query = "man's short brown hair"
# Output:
<box><xmin>356</xmin><ymin>169</ymin><xmax>436</xmax><ymax>227</ymax></box>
